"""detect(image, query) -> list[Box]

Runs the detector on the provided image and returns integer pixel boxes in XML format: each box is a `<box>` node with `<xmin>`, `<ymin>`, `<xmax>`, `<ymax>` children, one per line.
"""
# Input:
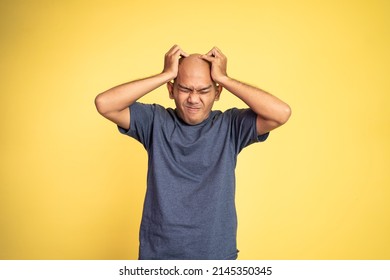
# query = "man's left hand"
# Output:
<box><xmin>200</xmin><ymin>47</ymin><xmax>228</xmax><ymax>85</ymax></box>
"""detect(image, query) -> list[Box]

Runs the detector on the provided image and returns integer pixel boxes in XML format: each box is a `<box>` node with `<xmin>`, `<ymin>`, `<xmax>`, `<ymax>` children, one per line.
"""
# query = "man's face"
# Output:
<box><xmin>167</xmin><ymin>55</ymin><xmax>222</xmax><ymax>125</ymax></box>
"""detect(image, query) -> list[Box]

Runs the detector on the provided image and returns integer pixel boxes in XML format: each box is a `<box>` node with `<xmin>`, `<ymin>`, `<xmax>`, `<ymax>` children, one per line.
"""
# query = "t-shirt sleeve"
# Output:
<box><xmin>228</xmin><ymin>108</ymin><xmax>269</xmax><ymax>153</ymax></box>
<box><xmin>117</xmin><ymin>102</ymin><xmax>156</xmax><ymax>150</ymax></box>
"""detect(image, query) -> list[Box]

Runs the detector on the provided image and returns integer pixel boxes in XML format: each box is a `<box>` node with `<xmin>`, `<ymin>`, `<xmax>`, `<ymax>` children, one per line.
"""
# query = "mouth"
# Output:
<box><xmin>185</xmin><ymin>106</ymin><xmax>201</xmax><ymax>113</ymax></box>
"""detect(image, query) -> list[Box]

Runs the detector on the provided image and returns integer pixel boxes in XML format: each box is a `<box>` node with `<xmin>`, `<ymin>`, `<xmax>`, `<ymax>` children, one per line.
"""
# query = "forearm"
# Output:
<box><xmin>95</xmin><ymin>71</ymin><xmax>172</xmax><ymax>115</ymax></box>
<box><xmin>219</xmin><ymin>76</ymin><xmax>291</xmax><ymax>125</ymax></box>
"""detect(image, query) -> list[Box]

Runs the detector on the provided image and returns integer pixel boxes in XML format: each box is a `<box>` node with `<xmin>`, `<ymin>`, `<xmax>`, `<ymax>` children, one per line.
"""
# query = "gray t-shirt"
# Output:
<box><xmin>119</xmin><ymin>102</ymin><xmax>269</xmax><ymax>259</ymax></box>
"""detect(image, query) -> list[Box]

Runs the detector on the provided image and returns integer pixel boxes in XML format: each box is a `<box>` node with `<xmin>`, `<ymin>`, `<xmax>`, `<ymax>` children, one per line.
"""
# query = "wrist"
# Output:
<box><xmin>215</xmin><ymin>75</ymin><xmax>230</xmax><ymax>87</ymax></box>
<box><xmin>160</xmin><ymin>71</ymin><xmax>176</xmax><ymax>83</ymax></box>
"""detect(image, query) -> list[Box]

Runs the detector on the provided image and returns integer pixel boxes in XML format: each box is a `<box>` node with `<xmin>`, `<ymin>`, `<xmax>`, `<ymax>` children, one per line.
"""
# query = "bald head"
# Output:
<box><xmin>175</xmin><ymin>54</ymin><xmax>212</xmax><ymax>85</ymax></box>
<box><xmin>179</xmin><ymin>53</ymin><xmax>211</xmax><ymax>68</ymax></box>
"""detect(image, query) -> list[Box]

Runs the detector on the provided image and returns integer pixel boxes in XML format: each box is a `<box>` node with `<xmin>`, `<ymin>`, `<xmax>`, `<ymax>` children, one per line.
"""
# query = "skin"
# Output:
<box><xmin>167</xmin><ymin>54</ymin><xmax>222</xmax><ymax>125</ymax></box>
<box><xmin>95</xmin><ymin>45</ymin><xmax>291</xmax><ymax>134</ymax></box>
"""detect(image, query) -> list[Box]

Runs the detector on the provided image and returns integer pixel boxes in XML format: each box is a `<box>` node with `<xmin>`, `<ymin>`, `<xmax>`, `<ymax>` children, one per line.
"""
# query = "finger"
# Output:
<box><xmin>213</xmin><ymin>46</ymin><xmax>222</xmax><ymax>53</ymax></box>
<box><xmin>205</xmin><ymin>48</ymin><xmax>215</xmax><ymax>57</ymax></box>
<box><xmin>205</xmin><ymin>47</ymin><xmax>219</xmax><ymax>58</ymax></box>
<box><xmin>212</xmin><ymin>47</ymin><xmax>224</xmax><ymax>58</ymax></box>
<box><xmin>215</xmin><ymin>47</ymin><xmax>226</xmax><ymax>59</ymax></box>
<box><xmin>180</xmin><ymin>50</ymin><xmax>189</xmax><ymax>57</ymax></box>
<box><xmin>172</xmin><ymin>48</ymin><xmax>183</xmax><ymax>59</ymax></box>
<box><xmin>170</xmin><ymin>46</ymin><xmax>189</xmax><ymax>59</ymax></box>
<box><xmin>199</xmin><ymin>54</ymin><xmax>215</xmax><ymax>63</ymax></box>
<box><xmin>167</xmin><ymin>44</ymin><xmax>180</xmax><ymax>55</ymax></box>
<box><xmin>168</xmin><ymin>45</ymin><xmax>177</xmax><ymax>53</ymax></box>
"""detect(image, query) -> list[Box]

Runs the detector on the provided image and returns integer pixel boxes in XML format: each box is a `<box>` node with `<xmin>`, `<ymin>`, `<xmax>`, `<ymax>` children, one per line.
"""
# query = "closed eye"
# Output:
<box><xmin>199</xmin><ymin>89</ymin><xmax>211</xmax><ymax>94</ymax></box>
<box><xmin>177</xmin><ymin>84</ymin><xmax>213</xmax><ymax>94</ymax></box>
<box><xmin>178</xmin><ymin>85</ymin><xmax>192</xmax><ymax>93</ymax></box>
<box><xmin>197</xmin><ymin>85</ymin><xmax>213</xmax><ymax>94</ymax></box>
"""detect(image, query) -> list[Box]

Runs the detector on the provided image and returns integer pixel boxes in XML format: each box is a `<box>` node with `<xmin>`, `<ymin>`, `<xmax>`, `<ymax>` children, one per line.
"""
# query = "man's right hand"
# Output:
<box><xmin>95</xmin><ymin>45</ymin><xmax>188</xmax><ymax>130</ymax></box>
<box><xmin>163</xmin><ymin>45</ymin><xmax>189</xmax><ymax>80</ymax></box>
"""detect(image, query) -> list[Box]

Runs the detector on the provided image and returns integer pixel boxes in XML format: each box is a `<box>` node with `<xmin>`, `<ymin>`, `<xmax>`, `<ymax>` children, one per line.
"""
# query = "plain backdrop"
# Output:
<box><xmin>1</xmin><ymin>0</ymin><xmax>389</xmax><ymax>259</ymax></box>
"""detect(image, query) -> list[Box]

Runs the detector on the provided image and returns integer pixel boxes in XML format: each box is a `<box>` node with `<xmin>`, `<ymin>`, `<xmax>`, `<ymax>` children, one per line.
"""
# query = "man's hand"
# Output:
<box><xmin>163</xmin><ymin>45</ymin><xmax>189</xmax><ymax>80</ymax></box>
<box><xmin>95</xmin><ymin>45</ymin><xmax>188</xmax><ymax>130</ymax></box>
<box><xmin>200</xmin><ymin>47</ymin><xmax>228</xmax><ymax>84</ymax></box>
<box><xmin>201</xmin><ymin>47</ymin><xmax>291</xmax><ymax>135</ymax></box>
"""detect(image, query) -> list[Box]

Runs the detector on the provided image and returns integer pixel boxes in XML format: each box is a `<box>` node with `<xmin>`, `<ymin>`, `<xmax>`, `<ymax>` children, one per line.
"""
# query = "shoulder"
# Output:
<box><xmin>220</xmin><ymin>107</ymin><xmax>257</xmax><ymax>120</ymax></box>
<box><xmin>131</xmin><ymin>102</ymin><xmax>166</xmax><ymax>112</ymax></box>
<box><xmin>131</xmin><ymin>102</ymin><xmax>173</xmax><ymax>119</ymax></box>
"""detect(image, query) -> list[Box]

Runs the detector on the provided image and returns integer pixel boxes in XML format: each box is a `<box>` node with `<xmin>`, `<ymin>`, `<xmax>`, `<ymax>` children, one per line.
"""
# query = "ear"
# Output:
<box><xmin>214</xmin><ymin>84</ymin><xmax>223</xmax><ymax>101</ymax></box>
<box><xmin>167</xmin><ymin>81</ymin><xmax>174</xmax><ymax>99</ymax></box>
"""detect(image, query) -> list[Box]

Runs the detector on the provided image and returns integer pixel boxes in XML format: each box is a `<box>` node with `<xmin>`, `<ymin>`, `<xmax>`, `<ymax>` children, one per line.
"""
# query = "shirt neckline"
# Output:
<box><xmin>173</xmin><ymin>109</ymin><xmax>216</xmax><ymax>127</ymax></box>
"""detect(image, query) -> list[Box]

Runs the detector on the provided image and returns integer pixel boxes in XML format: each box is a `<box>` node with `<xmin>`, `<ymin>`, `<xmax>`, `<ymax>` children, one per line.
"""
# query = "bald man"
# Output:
<box><xmin>95</xmin><ymin>45</ymin><xmax>291</xmax><ymax>260</ymax></box>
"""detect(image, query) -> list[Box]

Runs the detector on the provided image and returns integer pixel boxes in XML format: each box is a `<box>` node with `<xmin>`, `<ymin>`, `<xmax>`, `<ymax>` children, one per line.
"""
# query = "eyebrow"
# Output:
<box><xmin>178</xmin><ymin>84</ymin><xmax>213</xmax><ymax>91</ymax></box>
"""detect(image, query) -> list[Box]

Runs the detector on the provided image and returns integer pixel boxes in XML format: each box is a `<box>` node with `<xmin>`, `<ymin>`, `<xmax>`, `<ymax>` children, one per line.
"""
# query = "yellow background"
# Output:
<box><xmin>1</xmin><ymin>0</ymin><xmax>389</xmax><ymax>259</ymax></box>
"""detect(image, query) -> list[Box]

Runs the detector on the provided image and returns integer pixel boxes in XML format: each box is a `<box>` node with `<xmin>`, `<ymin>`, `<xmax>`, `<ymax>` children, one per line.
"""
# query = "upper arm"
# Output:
<box><xmin>256</xmin><ymin>104</ymin><xmax>291</xmax><ymax>135</ymax></box>
<box><xmin>100</xmin><ymin>107</ymin><xmax>130</xmax><ymax>130</ymax></box>
<box><xmin>256</xmin><ymin>115</ymin><xmax>283</xmax><ymax>136</ymax></box>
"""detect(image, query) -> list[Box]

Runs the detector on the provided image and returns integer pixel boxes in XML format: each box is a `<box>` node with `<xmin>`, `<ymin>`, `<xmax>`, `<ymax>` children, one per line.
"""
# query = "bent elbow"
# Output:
<box><xmin>94</xmin><ymin>94</ymin><xmax>108</xmax><ymax>115</ymax></box>
<box><xmin>283</xmin><ymin>104</ymin><xmax>292</xmax><ymax>123</ymax></box>
<box><xmin>277</xmin><ymin>104</ymin><xmax>292</xmax><ymax>125</ymax></box>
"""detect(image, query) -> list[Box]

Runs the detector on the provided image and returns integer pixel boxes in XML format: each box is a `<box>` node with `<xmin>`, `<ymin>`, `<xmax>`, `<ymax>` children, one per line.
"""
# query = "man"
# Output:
<box><xmin>95</xmin><ymin>45</ymin><xmax>291</xmax><ymax>260</ymax></box>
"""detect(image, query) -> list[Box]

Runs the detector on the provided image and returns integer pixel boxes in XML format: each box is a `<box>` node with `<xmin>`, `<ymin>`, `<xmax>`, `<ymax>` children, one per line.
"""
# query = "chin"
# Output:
<box><xmin>178</xmin><ymin>110</ymin><xmax>207</xmax><ymax>125</ymax></box>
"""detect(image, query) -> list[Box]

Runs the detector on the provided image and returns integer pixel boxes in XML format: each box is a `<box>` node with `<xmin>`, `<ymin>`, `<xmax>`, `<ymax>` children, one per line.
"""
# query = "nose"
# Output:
<box><xmin>187</xmin><ymin>91</ymin><xmax>200</xmax><ymax>104</ymax></box>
